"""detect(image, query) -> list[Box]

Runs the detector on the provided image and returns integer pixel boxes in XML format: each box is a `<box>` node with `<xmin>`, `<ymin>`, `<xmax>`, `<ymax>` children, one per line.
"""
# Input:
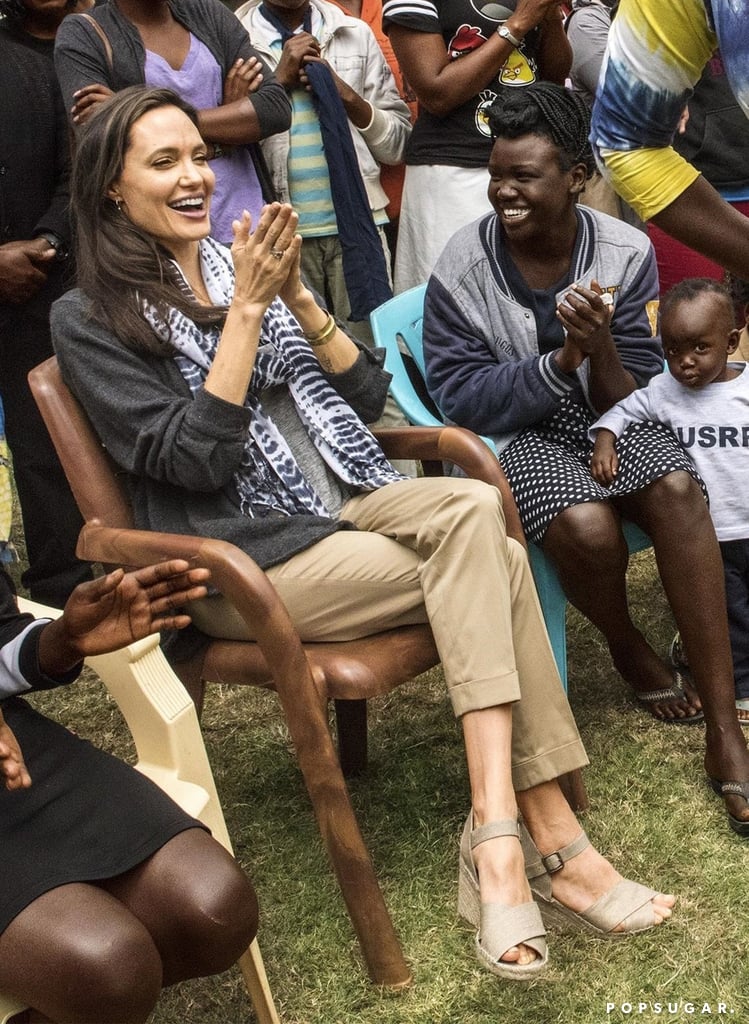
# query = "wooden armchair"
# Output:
<box><xmin>29</xmin><ymin>355</ymin><xmax>584</xmax><ymax>990</ymax></box>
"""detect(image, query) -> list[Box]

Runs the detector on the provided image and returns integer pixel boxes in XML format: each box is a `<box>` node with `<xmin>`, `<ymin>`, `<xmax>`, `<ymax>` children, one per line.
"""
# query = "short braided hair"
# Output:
<box><xmin>488</xmin><ymin>82</ymin><xmax>596</xmax><ymax>177</ymax></box>
<box><xmin>660</xmin><ymin>277</ymin><xmax>734</xmax><ymax>324</ymax></box>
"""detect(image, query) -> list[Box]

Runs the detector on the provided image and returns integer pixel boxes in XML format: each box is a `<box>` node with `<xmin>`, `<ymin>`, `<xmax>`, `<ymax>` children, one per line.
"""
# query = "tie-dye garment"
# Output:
<box><xmin>590</xmin><ymin>0</ymin><xmax>749</xmax><ymax>220</ymax></box>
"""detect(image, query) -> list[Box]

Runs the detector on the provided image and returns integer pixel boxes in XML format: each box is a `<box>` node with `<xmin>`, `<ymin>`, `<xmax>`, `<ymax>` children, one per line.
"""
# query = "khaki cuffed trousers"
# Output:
<box><xmin>190</xmin><ymin>477</ymin><xmax>587</xmax><ymax>790</ymax></box>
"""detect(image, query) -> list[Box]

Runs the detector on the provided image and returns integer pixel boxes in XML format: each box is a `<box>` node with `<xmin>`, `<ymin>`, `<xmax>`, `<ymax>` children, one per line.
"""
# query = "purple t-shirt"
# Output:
<box><xmin>145</xmin><ymin>34</ymin><xmax>263</xmax><ymax>243</ymax></box>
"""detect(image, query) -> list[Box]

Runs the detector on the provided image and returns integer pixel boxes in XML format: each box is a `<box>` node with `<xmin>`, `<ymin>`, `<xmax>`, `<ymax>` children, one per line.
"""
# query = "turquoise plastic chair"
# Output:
<box><xmin>718</xmin><ymin>186</ymin><xmax>749</xmax><ymax>203</ymax></box>
<box><xmin>370</xmin><ymin>285</ymin><xmax>652</xmax><ymax>691</ymax></box>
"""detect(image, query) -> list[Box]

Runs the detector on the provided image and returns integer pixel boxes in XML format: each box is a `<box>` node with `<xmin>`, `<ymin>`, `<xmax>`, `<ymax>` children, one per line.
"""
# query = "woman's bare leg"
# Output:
<box><xmin>0</xmin><ymin>884</ymin><xmax>163</xmax><ymax>1024</ymax></box>
<box><xmin>543</xmin><ymin>499</ymin><xmax>702</xmax><ymax>720</ymax></box>
<box><xmin>462</xmin><ymin>707</ymin><xmax>673</xmax><ymax>959</ymax></box>
<box><xmin>461</xmin><ymin>704</ymin><xmax>537</xmax><ymax>965</ymax></box>
<box><xmin>100</xmin><ymin>829</ymin><xmax>258</xmax><ymax>985</ymax></box>
<box><xmin>517</xmin><ymin>781</ymin><xmax>675</xmax><ymax>926</ymax></box>
<box><xmin>0</xmin><ymin>830</ymin><xmax>257</xmax><ymax>1021</ymax></box>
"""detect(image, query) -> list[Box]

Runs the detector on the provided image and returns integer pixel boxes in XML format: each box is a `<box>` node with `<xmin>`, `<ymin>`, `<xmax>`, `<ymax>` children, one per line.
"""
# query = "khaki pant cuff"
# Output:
<box><xmin>512</xmin><ymin>740</ymin><xmax>589</xmax><ymax>793</ymax></box>
<box><xmin>449</xmin><ymin>671</ymin><xmax>522</xmax><ymax>718</ymax></box>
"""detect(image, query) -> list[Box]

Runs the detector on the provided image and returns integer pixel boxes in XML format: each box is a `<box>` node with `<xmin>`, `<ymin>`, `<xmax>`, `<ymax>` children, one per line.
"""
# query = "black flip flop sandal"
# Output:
<box><xmin>636</xmin><ymin>669</ymin><xmax>704</xmax><ymax>724</ymax></box>
<box><xmin>708</xmin><ymin>778</ymin><xmax>749</xmax><ymax>836</ymax></box>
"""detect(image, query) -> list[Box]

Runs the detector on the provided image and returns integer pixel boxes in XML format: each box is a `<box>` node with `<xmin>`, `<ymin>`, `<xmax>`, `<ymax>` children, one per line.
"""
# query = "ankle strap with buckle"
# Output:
<box><xmin>521</xmin><ymin>826</ymin><xmax>589</xmax><ymax>882</ymax></box>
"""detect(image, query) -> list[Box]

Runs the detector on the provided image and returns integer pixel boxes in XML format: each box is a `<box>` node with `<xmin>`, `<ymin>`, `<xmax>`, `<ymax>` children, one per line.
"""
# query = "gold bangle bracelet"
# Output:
<box><xmin>305</xmin><ymin>313</ymin><xmax>337</xmax><ymax>347</ymax></box>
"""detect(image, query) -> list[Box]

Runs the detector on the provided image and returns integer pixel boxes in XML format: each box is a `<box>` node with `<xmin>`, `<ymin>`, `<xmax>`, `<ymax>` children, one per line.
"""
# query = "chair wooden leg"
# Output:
<box><xmin>283</xmin><ymin>699</ymin><xmax>412</xmax><ymax>986</ymax></box>
<box><xmin>247</xmin><ymin>640</ymin><xmax>412</xmax><ymax>987</ymax></box>
<box><xmin>198</xmin><ymin>642</ymin><xmax>412</xmax><ymax>985</ymax></box>
<box><xmin>334</xmin><ymin>699</ymin><xmax>368</xmax><ymax>777</ymax></box>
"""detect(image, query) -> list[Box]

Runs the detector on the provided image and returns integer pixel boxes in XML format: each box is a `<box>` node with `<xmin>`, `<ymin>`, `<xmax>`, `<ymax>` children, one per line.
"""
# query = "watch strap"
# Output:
<box><xmin>497</xmin><ymin>24</ymin><xmax>522</xmax><ymax>47</ymax></box>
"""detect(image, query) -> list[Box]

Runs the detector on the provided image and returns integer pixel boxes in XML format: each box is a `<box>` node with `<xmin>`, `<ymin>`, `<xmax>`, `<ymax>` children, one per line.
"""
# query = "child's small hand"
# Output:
<box><xmin>591</xmin><ymin>431</ymin><xmax>619</xmax><ymax>486</ymax></box>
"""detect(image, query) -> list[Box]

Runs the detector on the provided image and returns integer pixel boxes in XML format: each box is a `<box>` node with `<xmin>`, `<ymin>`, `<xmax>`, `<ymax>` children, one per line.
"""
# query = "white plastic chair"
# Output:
<box><xmin>0</xmin><ymin>598</ymin><xmax>280</xmax><ymax>1024</ymax></box>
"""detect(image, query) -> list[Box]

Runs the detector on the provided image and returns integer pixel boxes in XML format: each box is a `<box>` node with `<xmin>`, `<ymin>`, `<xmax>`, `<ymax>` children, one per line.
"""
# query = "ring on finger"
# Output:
<box><xmin>270</xmin><ymin>248</ymin><xmax>284</xmax><ymax>260</ymax></box>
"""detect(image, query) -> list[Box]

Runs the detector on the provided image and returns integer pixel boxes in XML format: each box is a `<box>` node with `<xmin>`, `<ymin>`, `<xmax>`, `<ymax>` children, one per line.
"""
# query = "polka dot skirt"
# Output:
<box><xmin>499</xmin><ymin>394</ymin><xmax>706</xmax><ymax>544</ymax></box>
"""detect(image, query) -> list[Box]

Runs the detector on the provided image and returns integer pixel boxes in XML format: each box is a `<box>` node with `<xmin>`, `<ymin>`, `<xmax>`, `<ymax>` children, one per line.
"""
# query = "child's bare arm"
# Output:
<box><xmin>591</xmin><ymin>428</ymin><xmax>619</xmax><ymax>486</ymax></box>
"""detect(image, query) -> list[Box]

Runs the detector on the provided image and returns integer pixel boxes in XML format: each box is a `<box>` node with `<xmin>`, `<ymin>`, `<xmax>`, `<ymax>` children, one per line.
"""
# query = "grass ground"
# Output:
<box><xmin>9</xmin><ymin>512</ymin><xmax>748</xmax><ymax>1024</ymax></box>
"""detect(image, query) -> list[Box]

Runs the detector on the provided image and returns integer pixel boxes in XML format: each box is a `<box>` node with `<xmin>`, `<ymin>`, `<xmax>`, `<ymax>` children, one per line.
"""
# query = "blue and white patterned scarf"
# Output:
<box><xmin>143</xmin><ymin>238</ymin><xmax>403</xmax><ymax>519</ymax></box>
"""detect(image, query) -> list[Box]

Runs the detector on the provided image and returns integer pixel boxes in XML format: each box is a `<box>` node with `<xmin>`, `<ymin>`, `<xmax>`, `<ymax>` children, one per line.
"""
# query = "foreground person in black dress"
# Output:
<box><xmin>0</xmin><ymin>560</ymin><xmax>258</xmax><ymax>1024</ymax></box>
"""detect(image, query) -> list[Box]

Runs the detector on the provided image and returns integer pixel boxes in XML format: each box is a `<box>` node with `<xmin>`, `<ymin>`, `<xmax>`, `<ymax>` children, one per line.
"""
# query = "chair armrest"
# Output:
<box><xmin>77</xmin><ymin>522</ymin><xmax>328</xmax><ymax>711</ymax></box>
<box><xmin>78</xmin><ymin>523</ymin><xmax>279</xmax><ymax>614</ymax></box>
<box><xmin>77</xmin><ymin>520</ymin><xmax>363</xmax><ymax>835</ymax></box>
<box><xmin>372</xmin><ymin>426</ymin><xmax>527</xmax><ymax>549</ymax></box>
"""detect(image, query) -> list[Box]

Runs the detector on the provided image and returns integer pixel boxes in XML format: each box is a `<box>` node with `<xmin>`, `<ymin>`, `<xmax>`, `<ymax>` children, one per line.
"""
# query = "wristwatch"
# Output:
<box><xmin>40</xmin><ymin>233</ymin><xmax>69</xmax><ymax>263</ymax></box>
<box><xmin>496</xmin><ymin>24</ymin><xmax>523</xmax><ymax>48</ymax></box>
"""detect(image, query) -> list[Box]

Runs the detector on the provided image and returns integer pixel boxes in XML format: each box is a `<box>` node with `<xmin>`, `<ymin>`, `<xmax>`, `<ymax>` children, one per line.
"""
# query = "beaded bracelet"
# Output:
<box><xmin>305</xmin><ymin>313</ymin><xmax>337</xmax><ymax>347</ymax></box>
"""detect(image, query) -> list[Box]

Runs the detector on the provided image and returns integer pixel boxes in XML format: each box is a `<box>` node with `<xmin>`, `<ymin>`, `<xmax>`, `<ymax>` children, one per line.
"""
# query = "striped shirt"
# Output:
<box><xmin>269</xmin><ymin>34</ymin><xmax>337</xmax><ymax>237</ymax></box>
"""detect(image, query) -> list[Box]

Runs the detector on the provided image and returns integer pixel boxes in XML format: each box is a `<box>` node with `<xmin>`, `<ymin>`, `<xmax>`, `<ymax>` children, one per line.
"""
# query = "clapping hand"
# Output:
<box><xmin>231</xmin><ymin>203</ymin><xmax>302</xmax><ymax>311</ymax></box>
<box><xmin>37</xmin><ymin>560</ymin><xmax>210</xmax><ymax>675</ymax></box>
<box><xmin>0</xmin><ymin>706</ymin><xmax>31</xmax><ymax>792</ymax></box>
<box><xmin>556</xmin><ymin>279</ymin><xmax>614</xmax><ymax>356</ymax></box>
